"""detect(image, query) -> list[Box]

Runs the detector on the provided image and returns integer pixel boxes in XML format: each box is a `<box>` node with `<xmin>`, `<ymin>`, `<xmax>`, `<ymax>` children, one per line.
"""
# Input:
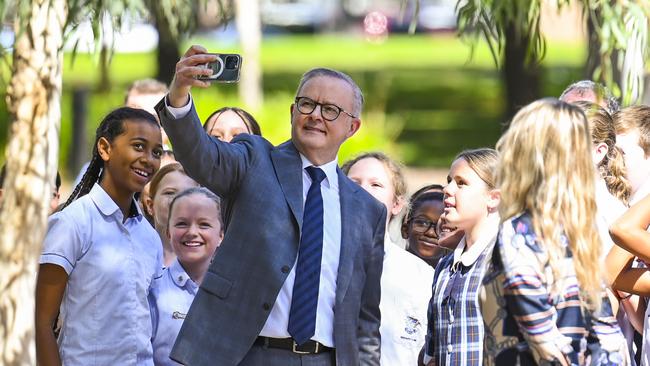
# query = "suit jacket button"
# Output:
<box><xmin>281</xmin><ymin>265</ymin><xmax>290</xmax><ymax>273</ymax></box>
<box><xmin>263</xmin><ymin>303</ymin><xmax>271</xmax><ymax>310</ymax></box>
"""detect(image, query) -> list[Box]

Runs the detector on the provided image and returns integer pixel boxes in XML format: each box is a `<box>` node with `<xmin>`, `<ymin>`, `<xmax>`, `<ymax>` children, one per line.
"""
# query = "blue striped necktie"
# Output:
<box><xmin>288</xmin><ymin>166</ymin><xmax>326</xmax><ymax>346</ymax></box>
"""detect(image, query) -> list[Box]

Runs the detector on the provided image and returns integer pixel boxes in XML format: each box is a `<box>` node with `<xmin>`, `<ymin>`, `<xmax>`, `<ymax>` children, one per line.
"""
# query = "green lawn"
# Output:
<box><xmin>0</xmin><ymin>33</ymin><xmax>587</xmax><ymax>175</ymax></box>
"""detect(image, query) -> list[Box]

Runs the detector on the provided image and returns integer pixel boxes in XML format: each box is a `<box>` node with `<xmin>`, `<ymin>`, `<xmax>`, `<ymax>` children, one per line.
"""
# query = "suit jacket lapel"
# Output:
<box><xmin>336</xmin><ymin>168</ymin><xmax>362</xmax><ymax>305</ymax></box>
<box><xmin>270</xmin><ymin>140</ymin><xmax>304</xmax><ymax>230</ymax></box>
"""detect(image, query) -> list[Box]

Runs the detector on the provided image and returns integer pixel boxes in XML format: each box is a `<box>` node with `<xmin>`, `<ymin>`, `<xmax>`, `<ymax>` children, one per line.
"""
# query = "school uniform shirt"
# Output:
<box><xmin>40</xmin><ymin>183</ymin><xmax>163</xmax><ymax>366</ymax></box>
<box><xmin>595</xmin><ymin>178</ymin><xmax>638</xmax><ymax>365</ymax></box>
<box><xmin>149</xmin><ymin>258</ymin><xmax>198</xmax><ymax>366</ymax></box>
<box><xmin>482</xmin><ymin>212</ymin><xmax>629</xmax><ymax>366</ymax></box>
<box><xmin>595</xmin><ymin>178</ymin><xmax>627</xmax><ymax>256</ymax></box>
<box><xmin>379</xmin><ymin>238</ymin><xmax>434</xmax><ymax>366</ymax></box>
<box><xmin>423</xmin><ymin>216</ymin><xmax>499</xmax><ymax>366</ymax></box>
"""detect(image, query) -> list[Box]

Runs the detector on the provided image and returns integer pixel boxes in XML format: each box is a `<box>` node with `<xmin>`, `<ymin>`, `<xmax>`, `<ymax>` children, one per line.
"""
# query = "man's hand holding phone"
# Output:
<box><xmin>169</xmin><ymin>45</ymin><xmax>217</xmax><ymax>108</ymax></box>
<box><xmin>196</xmin><ymin>53</ymin><xmax>241</xmax><ymax>83</ymax></box>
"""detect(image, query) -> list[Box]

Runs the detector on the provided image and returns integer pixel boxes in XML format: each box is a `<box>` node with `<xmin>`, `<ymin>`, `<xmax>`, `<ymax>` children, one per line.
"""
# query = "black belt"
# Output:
<box><xmin>254</xmin><ymin>336</ymin><xmax>333</xmax><ymax>354</ymax></box>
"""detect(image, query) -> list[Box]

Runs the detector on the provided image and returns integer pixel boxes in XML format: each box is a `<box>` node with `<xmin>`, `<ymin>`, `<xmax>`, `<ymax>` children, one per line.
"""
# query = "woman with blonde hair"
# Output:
<box><xmin>482</xmin><ymin>98</ymin><xmax>628</xmax><ymax>365</ymax></box>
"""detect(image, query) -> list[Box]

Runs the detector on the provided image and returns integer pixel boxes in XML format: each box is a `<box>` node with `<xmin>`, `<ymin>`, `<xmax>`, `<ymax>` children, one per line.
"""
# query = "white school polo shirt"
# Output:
<box><xmin>380</xmin><ymin>240</ymin><xmax>435</xmax><ymax>366</ymax></box>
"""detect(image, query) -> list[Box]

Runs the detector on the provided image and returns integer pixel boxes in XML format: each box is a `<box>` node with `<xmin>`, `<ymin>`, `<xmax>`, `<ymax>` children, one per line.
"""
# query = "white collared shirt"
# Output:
<box><xmin>259</xmin><ymin>154</ymin><xmax>341</xmax><ymax>347</ymax></box>
<box><xmin>40</xmin><ymin>184</ymin><xmax>163</xmax><ymax>365</ymax></box>
<box><xmin>150</xmin><ymin>259</ymin><xmax>199</xmax><ymax>366</ymax></box>
<box><xmin>595</xmin><ymin>178</ymin><xmax>627</xmax><ymax>256</ymax></box>
<box><xmin>380</xmin><ymin>238</ymin><xmax>434</xmax><ymax>366</ymax></box>
<box><xmin>451</xmin><ymin>218</ymin><xmax>499</xmax><ymax>272</ymax></box>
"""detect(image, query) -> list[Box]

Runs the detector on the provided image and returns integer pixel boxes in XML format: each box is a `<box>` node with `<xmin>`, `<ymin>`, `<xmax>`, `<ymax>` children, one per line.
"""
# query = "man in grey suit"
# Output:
<box><xmin>155</xmin><ymin>45</ymin><xmax>386</xmax><ymax>366</ymax></box>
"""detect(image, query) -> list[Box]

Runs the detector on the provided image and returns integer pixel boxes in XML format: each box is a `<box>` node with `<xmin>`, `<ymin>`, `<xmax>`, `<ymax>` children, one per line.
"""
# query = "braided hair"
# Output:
<box><xmin>62</xmin><ymin>107</ymin><xmax>159</xmax><ymax>209</ymax></box>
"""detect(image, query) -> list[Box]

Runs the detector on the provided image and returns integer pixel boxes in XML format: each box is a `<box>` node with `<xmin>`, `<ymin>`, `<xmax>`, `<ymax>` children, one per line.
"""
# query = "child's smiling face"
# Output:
<box><xmin>99</xmin><ymin>119</ymin><xmax>163</xmax><ymax>195</ymax></box>
<box><xmin>168</xmin><ymin>193</ymin><xmax>223</xmax><ymax>268</ymax></box>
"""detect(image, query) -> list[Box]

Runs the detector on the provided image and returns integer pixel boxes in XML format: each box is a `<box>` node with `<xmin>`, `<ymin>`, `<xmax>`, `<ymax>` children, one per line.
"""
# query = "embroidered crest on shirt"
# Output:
<box><xmin>401</xmin><ymin>316</ymin><xmax>421</xmax><ymax>341</ymax></box>
<box><xmin>172</xmin><ymin>311</ymin><xmax>186</xmax><ymax>320</ymax></box>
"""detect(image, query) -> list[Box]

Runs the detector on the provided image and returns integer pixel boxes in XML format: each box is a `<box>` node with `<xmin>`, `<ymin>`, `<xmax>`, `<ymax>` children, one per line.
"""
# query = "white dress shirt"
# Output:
<box><xmin>40</xmin><ymin>184</ymin><xmax>163</xmax><ymax>365</ymax></box>
<box><xmin>166</xmin><ymin>98</ymin><xmax>343</xmax><ymax>347</ymax></box>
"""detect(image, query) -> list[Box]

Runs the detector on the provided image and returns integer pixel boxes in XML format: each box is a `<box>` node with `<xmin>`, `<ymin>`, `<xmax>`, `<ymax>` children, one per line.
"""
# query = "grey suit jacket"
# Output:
<box><xmin>156</xmin><ymin>100</ymin><xmax>386</xmax><ymax>366</ymax></box>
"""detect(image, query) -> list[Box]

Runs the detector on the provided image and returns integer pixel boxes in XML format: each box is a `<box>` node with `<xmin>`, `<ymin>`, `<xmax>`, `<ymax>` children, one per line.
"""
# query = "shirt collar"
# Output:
<box><xmin>451</xmin><ymin>217</ymin><xmax>499</xmax><ymax>271</ymax></box>
<box><xmin>169</xmin><ymin>258</ymin><xmax>197</xmax><ymax>289</ymax></box>
<box><xmin>89</xmin><ymin>183</ymin><xmax>142</xmax><ymax>221</ymax></box>
<box><xmin>299</xmin><ymin>153</ymin><xmax>339</xmax><ymax>190</ymax></box>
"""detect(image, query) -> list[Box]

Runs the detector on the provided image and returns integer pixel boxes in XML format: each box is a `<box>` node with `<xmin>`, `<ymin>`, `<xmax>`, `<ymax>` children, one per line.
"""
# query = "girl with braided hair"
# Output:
<box><xmin>35</xmin><ymin>107</ymin><xmax>164</xmax><ymax>365</ymax></box>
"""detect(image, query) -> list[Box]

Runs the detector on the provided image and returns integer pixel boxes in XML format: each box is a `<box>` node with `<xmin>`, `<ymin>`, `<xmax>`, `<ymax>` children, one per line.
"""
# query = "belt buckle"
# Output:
<box><xmin>292</xmin><ymin>340</ymin><xmax>317</xmax><ymax>354</ymax></box>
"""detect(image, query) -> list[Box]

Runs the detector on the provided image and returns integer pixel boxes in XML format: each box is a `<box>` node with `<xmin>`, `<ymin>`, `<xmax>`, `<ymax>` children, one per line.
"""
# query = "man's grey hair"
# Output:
<box><xmin>559</xmin><ymin>80</ymin><xmax>620</xmax><ymax>114</ymax></box>
<box><xmin>295</xmin><ymin>68</ymin><xmax>364</xmax><ymax>117</ymax></box>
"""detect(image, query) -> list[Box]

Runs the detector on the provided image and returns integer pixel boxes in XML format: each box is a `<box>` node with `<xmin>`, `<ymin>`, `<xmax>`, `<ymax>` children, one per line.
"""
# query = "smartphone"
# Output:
<box><xmin>198</xmin><ymin>53</ymin><xmax>242</xmax><ymax>83</ymax></box>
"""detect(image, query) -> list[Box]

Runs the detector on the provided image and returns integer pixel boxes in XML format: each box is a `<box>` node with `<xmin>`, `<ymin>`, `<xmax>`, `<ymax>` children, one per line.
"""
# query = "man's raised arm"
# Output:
<box><xmin>156</xmin><ymin>45</ymin><xmax>251</xmax><ymax>197</ymax></box>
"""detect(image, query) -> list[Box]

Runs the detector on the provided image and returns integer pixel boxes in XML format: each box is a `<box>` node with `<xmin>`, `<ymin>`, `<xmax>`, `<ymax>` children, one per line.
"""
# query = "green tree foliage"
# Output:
<box><xmin>455</xmin><ymin>0</ymin><xmax>650</xmax><ymax>105</ymax></box>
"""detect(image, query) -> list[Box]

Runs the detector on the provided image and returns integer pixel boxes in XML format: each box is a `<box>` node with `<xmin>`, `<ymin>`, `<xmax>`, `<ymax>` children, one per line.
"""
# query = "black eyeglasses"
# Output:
<box><xmin>409</xmin><ymin>217</ymin><xmax>438</xmax><ymax>236</ymax></box>
<box><xmin>294</xmin><ymin>96</ymin><xmax>357</xmax><ymax>121</ymax></box>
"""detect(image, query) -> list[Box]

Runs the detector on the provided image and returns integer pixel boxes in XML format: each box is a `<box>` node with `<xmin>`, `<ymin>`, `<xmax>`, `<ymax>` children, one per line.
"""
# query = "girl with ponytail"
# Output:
<box><xmin>35</xmin><ymin>107</ymin><xmax>164</xmax><ymax>365</ymax></box>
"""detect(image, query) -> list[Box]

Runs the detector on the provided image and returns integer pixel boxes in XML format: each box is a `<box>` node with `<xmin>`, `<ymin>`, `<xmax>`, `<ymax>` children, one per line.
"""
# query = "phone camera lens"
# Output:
<box><xmin>225</xmin><ymin>56</ymin><xmax>239</xmax><ymax>70</ymax></box>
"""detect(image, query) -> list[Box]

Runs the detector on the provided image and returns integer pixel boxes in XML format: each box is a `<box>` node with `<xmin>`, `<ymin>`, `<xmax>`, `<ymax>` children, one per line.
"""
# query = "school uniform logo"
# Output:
<box><xmin>172</xmin><ymin>311</ymin><xmax>187</xmax><ymax>320</ymax></box>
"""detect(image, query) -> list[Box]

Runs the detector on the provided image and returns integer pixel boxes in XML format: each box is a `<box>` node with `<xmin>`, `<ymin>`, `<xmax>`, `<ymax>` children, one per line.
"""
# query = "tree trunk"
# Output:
<box><xmin>585</xmin><ymin>11</ymin><xmax>601</xmax><ymax>79</ymax></box>
<box><xmin>0</xmin><ymin>1</ymin><xmax>66</xmax><ymax>364</ymax></box>
<box><xmin>235</xmin><ymin>0</ymin><xmax>263</xmax><ymax>110</ymax></box>
<box><xmin>152</xmin><ymin>1</ymin><xmax>180</xmax><ymax>86</ymax></box>
<box><xmin>98</xmin><ymin>44</ymin><xmax>112</xmax><ymax>92</ymax></box>
<box><xmin>503</xmin><ymin>22</ymin><xmax>540</xmax><ymax>122</ymax></box>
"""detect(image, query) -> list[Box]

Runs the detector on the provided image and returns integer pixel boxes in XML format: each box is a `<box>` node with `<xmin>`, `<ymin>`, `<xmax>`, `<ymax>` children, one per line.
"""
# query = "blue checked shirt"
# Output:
<box><xmin>423</xmin><ymin>221</ymin><xmax>499</xmax><ymax>366</ymax></box>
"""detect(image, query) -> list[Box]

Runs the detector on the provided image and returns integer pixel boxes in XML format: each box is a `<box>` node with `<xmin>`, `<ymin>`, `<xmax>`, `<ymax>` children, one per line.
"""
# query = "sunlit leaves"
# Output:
<box><xmin>451</xmin><ymin>0</ymin><xmax>649</xmax><ymax>105</ymax></box>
